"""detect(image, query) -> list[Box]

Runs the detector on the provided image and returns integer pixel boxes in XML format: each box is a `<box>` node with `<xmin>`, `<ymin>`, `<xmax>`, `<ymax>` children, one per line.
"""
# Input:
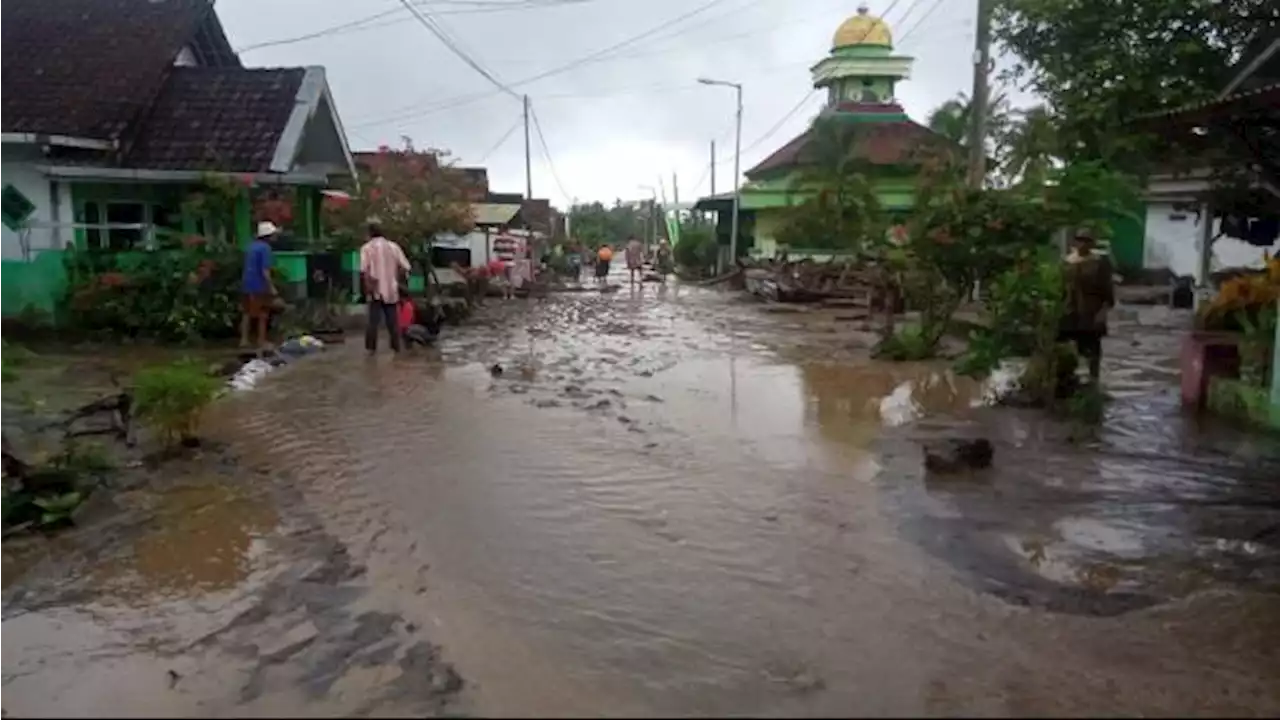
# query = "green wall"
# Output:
<box><xmin>2</xmin><ymin>251</ymin><xmax>68</xmax><ymax>319</ymax></box>
<box><xmin>1106</xmin><ymin>204</ymin><xmax>1146</xmax><ymax>273</ymax></box>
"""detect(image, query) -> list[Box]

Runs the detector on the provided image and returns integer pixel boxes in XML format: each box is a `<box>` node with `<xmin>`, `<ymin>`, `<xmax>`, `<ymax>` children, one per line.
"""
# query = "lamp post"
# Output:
<box><xmin>698</xmin><ymin>77</ymin><xmax>742</xmax><ymax>270</ymax></box>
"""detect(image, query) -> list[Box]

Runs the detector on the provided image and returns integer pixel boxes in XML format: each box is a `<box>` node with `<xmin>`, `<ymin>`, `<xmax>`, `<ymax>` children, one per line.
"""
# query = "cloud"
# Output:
<box><xmin>220</xmin><ymin>0</ymin><xmax>985</xmax><ymax>206</ymax></box>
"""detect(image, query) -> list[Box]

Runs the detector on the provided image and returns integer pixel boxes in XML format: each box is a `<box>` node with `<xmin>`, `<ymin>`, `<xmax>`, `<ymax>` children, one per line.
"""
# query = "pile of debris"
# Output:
<box><xmin>739</xmin><ymin>256</ymin><xmax>897</xmax><ymax>309</ymax></box>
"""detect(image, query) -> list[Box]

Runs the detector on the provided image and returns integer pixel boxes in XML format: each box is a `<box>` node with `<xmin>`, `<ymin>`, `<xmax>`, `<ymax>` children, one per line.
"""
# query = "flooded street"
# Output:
<box><xmin>5</xmin><ymin>277</ymin><xmax>1280</xmax><ymax>717</ymax></box>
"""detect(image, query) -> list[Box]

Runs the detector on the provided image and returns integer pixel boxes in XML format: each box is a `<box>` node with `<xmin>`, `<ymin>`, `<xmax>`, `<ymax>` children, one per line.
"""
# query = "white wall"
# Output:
<box><xmin>1</xmin><ymin>146</ymin><xmax>72</xmax><ymax>260</ymax></box>
<box><xmin>433</xmin><ymin>230</ymin><xmax>490</xmax><ymax>266</ymax></box>
<box><xmin>1144</xmin><ymin>201</ymin><xmax>1278</xmax><ymax>282</ymax></box>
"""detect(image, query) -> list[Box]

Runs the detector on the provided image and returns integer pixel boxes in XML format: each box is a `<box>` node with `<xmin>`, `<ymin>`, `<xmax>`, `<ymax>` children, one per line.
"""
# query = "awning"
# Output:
<box><xmin>472</xmin><ymin>203</ymin><xmax>521</xmax><ymax>226</ymax></box>
<box><xmin>693</xmin><ymin>192</ymin><xmax>736</xmax><ymax>213</ymax></box>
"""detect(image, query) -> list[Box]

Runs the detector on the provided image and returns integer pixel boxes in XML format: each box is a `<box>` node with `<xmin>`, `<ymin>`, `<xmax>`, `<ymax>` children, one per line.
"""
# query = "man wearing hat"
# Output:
<box><xmin>1060</xmin><ymin>229</ymin><xmax>1115</xmax><ymax>383</ymax></box>
<box><xmin>240</xmin><ymin>221</ymin><xmax>280</xmax><ymax>350</ymax></box>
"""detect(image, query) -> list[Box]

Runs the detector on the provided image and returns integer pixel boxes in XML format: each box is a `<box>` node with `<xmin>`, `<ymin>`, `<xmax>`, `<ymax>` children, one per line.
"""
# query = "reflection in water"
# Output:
<box><xmin>92</xmin><ymin>482</ymin><xmax>277</xmax><ymax>603</ymax></box>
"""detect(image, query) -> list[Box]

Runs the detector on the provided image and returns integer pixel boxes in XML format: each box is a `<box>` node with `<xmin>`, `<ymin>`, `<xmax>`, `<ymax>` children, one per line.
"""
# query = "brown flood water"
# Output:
<box><xmin>4</xmin><ymin>278</ymin><xmax>1280</xmax><ymax>717</ymax></box>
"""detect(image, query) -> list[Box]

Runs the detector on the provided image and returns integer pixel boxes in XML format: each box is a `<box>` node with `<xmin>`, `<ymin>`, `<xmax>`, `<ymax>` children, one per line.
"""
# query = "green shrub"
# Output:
<box><xmin>874</xmin><ymin>323</ymin><xmax>937</xmax><ymax>361</ymax></box>
<box><xmin>61</xmin><ymin>237</ymin><xmax>245</xmax><ymax>342</ymax></box>
<box><xmin>133</xmin><ymin>361</ymin><xmax>222</xmax><ymax>446</ymax></box>
<box><xmin>1</xmin><ymin>340</ymin><xmax>36</xmax><ymax>382</ymax></box>
<box><xmin>1061</xmin><ymin>383</ymin><xmax>1109</xmax><ymax>425</ymax></box>
<box><xmin>674</xmin><ymin>224</ymin><xmax>719</xmax><ymax>277</ymax></box>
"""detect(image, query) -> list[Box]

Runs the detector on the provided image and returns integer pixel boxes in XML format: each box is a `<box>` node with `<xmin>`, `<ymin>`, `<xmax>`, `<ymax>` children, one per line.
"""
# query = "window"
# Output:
<box><xmin>81</xmin><ymin>202</ymin><xmax>103</xmax><ymax>249</ymax></box>
<box><xmin>2</xmin><ymin>183</ymin><xmax>36</xmax><ymax>231</ymax></box>
<box><xmin>105</xmin><ymin>202</ymin><xmax>145</xmax><ymax>250</ymax></box>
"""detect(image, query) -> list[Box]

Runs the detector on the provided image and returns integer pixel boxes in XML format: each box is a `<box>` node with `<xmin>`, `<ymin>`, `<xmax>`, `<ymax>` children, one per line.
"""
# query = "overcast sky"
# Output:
<box><xmin>220</xmin><ymin>0</ymin><xmax>988</xmax><ymax>206</ymax></box>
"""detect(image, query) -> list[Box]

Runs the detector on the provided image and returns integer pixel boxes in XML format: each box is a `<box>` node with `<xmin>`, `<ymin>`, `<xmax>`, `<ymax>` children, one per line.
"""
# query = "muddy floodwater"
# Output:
<box><xmin>5</xmin><ymin>276</ymin><xmax>1280</xmax><ymax>717</ymax></box>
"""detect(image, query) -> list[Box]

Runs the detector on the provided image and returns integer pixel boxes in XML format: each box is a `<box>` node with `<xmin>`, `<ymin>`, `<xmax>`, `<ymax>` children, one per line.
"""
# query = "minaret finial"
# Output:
<box><xmin>857</xmin><ymin>2</ymin><xmax>869</xmax><ymax>15</ymax></box>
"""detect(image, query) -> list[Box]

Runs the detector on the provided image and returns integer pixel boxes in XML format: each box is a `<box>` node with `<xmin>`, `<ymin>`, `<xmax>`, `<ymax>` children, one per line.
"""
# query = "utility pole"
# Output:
<box><xmin>730</xmin><ymin>83</ymin><xmax>742</xmax><ymax>268</ymax></box>
<box><xmin>710</xmin><ymin>140</ymin><xmax>717</xmax><ymax>197</ymax></box>
<box><xmin>672</xmin><ymin>171</ymin><xmax>681</xmax><ymax>244</ymax></box>
<box><xmin>523</xmin><ymin>94</ymin><xmax>533</xmax><ymax>199</ymax></box>
<box><xmin>966</xmin><ymin>0</ymin><xmax>993</xmax><ymax>188</ymax></box>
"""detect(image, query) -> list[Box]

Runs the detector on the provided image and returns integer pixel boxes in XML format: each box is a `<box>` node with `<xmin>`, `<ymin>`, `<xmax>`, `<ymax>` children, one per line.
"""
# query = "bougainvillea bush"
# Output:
<box><xmin>61</xmin><ymin>235</ymin><xmax>248</xmax><ymax>342</ymax></box>
<box><xmin>323</xmin><ymin>140</ymin><xmax>475</xmax><ymax>255</ymax></box>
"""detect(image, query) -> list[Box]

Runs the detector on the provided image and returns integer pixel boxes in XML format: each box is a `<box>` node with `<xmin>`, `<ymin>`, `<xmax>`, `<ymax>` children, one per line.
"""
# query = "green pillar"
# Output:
<box><xmin>235</xmin><ymin>190</ymin><xmax>253</xmax><ymax>248</ymax></box>
<box><xmin>296</xmin><ymin>187</ymin><xmax>319</xmax><ymax>240</ymax></box>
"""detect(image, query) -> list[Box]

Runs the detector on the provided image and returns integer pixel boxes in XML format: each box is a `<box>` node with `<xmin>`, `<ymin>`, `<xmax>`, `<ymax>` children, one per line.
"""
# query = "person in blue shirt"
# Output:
<box><xmin>240</xmin><ymin>221</ymin><xmax>279</xmax><ymax>350</ymax></box>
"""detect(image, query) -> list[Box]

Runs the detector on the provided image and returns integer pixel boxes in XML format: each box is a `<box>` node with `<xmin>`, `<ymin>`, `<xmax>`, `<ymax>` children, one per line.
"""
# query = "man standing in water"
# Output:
<box><xmin>1060</xmin><ymin>230</ymin><xmax>1115</xmax><ymax>383</ymax></box>
<box><xmin>239</xmin><ymin>221</ymin><xmax>279</xmax><ymax>350</ymax></box>
<box><xmin>360</xmin><ymin>223</ymin><xmax>411</xmax><ymax>354</ymax></box>
<box><xmin>625</xmin><ymin>235</ymin><xmax>644</xmax><ymax>285</ymax></box>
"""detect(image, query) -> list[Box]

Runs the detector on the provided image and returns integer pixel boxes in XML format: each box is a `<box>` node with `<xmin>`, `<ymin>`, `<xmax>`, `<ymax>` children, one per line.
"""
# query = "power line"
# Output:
<box><xmin>897</xmin><ymin>0</ymin><xmax>948</xmax><ymax>45</ymax></box>
<box><xmin>476</xmin><ymin>114</ymin><xmax>524</xmax><ymax>161</ymax></box>
<box><xmin>529</xmin><ymin>103</ymin><xmax>572</xmax><ymax>203</ymax></box>
<box><xmin>396</xmin><ymin>0</ymin><xmax>520</xmax><ymax>98</ymax></box>
<box><xmin>350</xmin><ymin>0</ymin><xmax>735</xmax><ymax>129</ymax></box>
<box><xmin>741</xmin><ymin>89</ymin><xmax>820</xmax><ymax>157</ymax></box>
<box><xmin>237</xmin><ymin>0</ymin><xmax>603</xmax><ymax>53</ymax></box>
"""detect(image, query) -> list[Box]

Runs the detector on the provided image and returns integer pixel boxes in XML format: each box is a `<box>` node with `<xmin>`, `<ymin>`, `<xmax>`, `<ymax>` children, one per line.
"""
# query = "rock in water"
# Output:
<box><xmin>923</xmin><ymin>438</ymin><xmax>994</xmax><ymax>474</ymax></box>
<box><xmin>489</xmin><ymin>364</ymin><xmax>504</xmax><ymax>377</ymax></box>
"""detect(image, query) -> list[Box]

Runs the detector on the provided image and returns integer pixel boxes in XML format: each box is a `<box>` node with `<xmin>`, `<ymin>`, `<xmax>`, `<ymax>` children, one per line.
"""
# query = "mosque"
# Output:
<box><xmin>694</xmin><ymin>3</ymin><xmax>954</xmax><ymax>259</ymax></box>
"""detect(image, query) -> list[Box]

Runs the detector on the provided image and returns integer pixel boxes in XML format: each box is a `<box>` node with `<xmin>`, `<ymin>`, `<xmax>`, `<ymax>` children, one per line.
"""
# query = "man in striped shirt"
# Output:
<box><xmin>359</xmin><ymin>223</ymin><xmax>411</xmax><ymax>353</ymax></box>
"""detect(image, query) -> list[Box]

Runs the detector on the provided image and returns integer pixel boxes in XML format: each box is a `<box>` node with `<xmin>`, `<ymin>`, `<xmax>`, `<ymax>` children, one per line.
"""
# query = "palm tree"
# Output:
<box><xmin>997</xmin><ymin>105</ymin><xmax>1062</xmax><ymax>187</ymax></box>
<box><xmin>783</xmin><ymin>116</ymin><xmax>886</xmax><ymax>250</ymax></box>
<box><xmin>927</xmin><ymin>95</ymin><xmax>971</xmax><ymax>145</ymax></box>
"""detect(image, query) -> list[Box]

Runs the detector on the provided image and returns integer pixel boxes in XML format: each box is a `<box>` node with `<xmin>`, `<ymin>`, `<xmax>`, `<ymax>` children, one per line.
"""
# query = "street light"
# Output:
<box><xmin>697</xmin><ymin>77</ymin><xmax>743</xmax><ymax>270</ymax></box>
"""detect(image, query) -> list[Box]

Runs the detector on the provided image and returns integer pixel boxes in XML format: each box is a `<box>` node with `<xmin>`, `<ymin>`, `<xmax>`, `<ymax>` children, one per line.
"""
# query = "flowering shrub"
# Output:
<box><xmin>61</xmin><ymin>236</ymin><xmax>244</xmax><ymax>342</ymax></box>
<box><xmin>323</xmin><ymin>139</ymin><xmax>474</xmax><ymax>253</ymax></box>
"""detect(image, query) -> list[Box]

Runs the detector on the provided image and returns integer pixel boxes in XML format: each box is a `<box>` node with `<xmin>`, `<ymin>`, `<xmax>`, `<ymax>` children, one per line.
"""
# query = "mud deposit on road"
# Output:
<box><xmin>5</xmin><ymin>281</ymin><xmax>1280</xmax><ymax>717</ymax></box>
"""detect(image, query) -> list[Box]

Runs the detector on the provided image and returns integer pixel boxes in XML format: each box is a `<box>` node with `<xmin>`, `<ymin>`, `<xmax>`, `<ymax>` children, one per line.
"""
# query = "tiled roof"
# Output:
<box><xmin>746</xmin><ymin>116</ymin><xmax>949</xmax><ymax>177</ymax></box>
<box><xmin>1</xmin><ymin>0</ymin><xmax>234</xmax><ymax>140</ymax></box>
<box><xmin>1135</xmin><ymin>82</ymin><xmax>1280</xmax><ymax>125</ymax></box>
<box><xmin>124</xmin><ymin>67</ymin><xmax>305</xmax><ymax>172</ymax></box>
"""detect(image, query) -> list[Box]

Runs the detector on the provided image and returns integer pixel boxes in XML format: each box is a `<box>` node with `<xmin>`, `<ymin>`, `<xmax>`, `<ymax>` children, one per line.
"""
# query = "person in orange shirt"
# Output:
<box><xmin>595</xmin><ymin>244</ymin><xmax>613</xmax><ymax>285</ymax></box>
<box><xmin>397</xmin><ymin>293</ymin><xmax>438</xmax><ymax>347</ymax></box>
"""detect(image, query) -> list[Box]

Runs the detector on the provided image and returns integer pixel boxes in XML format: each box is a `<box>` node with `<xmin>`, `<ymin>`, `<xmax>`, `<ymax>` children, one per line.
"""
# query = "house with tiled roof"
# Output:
<box><xmin>0</xmin><ymin>0</ymin><xmax>356</xmax><ymax>315</ymax></box>
<box><xmin>1133</xmin><ymin>21</ymin><xmax>1279</xmax><ymax>284</ymax></box>
<box><xmin>693</xmin><ymin>4</ymin><xmax>956</xmax><ymax>261</ymax></box>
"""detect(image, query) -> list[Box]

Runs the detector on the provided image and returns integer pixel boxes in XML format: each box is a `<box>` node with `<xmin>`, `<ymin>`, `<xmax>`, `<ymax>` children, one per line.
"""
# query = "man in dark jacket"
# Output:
<box><xmin>1060</xmin><ymin>230</ymin><xmax>1115</xmax><ymax>383</ymax></box>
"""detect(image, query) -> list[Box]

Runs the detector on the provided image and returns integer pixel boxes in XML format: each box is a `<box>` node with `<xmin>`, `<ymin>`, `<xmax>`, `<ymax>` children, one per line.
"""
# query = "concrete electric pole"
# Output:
<box><xmin>672</xmin><ymin>171</ymin><xmax>681</xmax><ymax>243</ymax></box>
<box><xmin>966</xmin><ymin>0</ymin><xmax>993</xmax><ymax>188</ymax></box>
<box><xmin>710</xmin><ymin>140</ymin><xmax>717</xmax><ymax>197</ymax></box>
<box><xmin>523</xmin><ymin>94</ymin><xmax>533</xmax><ymax>199</ymax></box>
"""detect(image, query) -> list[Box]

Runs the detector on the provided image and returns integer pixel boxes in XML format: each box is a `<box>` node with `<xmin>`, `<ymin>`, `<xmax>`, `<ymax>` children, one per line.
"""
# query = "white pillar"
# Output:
<box><xmin>1194</xmin><ymin>202</ymin><xmax>1215</xmax><ymax>311</ymax></box>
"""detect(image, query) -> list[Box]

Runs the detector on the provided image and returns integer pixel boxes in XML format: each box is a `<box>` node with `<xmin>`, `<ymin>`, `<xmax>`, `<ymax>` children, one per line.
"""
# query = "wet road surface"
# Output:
<box><xmin>4</xmin><ymin>276</ymin><xmax>1280</xmax><ymax>717</ymax></box>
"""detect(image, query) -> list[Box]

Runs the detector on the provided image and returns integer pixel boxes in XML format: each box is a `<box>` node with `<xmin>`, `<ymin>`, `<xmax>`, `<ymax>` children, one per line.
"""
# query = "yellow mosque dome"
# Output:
<box><xmin>832</xmin><ymin>4</ymin><xmax>893</xmax><ymax>49</ymax></box>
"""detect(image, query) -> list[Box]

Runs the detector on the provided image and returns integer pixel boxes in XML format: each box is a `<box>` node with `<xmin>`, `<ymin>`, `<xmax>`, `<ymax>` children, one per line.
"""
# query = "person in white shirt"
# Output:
<box><xmin>359</xmin><ymin>223</ymin><xmax>411</xmax><ymax>353</ymax></box>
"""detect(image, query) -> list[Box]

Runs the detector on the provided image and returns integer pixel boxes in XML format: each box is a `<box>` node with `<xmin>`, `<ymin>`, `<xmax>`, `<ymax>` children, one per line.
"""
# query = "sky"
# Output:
<box><xmin>219</xmin><ymin>0</ymin><xmax>997</xmax><ymax>207</ymax></box>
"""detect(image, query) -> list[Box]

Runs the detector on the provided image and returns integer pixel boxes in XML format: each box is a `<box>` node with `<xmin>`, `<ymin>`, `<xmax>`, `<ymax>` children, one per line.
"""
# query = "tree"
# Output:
<box><xmin>993</xmin><ymin>0</ymin><xmax>1268</xmax><ymax>166</ymax></box>
<box><xmin>673</xmin><ymin>218</ymin><xmax>718</xmax><ymax>277</ymax></box>
<box><xmin>997</xmin><ymin>105</ymin><xmax>1061</xmax><ymax>188</ymax></box>
<box><xmin>925</xmin><ymin>94</ymin><xmax>1060</xmax><ymax>187</ymax></box>
<box><xmin>776</xmin><ymin>116</ymin><xmax>890</xmax><ymax>252</ymax></box>
<box><xmin>324</xmin><ymin>139</ymin><xmax>474</xmax><ymax>253</ymax></box>
<box><xmin>926</xmin><ymin>96</ymin><xmax>971</xmax><ymax>145</ymax></box>
<box><xmin>567</xmin><ymin>200</ymin><xmax>648</xmax><ymax>247</ymax></box>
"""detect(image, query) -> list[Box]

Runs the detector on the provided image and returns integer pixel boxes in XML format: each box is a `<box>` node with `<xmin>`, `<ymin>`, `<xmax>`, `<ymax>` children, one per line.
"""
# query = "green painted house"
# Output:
<box><xmin>1</xmin><ymin>0</ymin><xmax>356</xmax><ymax>318</ymax></box>
<box><xmin>695</xmin><ymin>4</ymin><xmax>953</xmax><ymax>260</ymax></box>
